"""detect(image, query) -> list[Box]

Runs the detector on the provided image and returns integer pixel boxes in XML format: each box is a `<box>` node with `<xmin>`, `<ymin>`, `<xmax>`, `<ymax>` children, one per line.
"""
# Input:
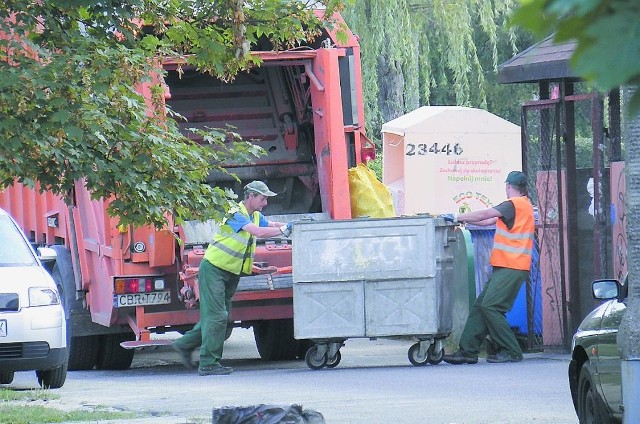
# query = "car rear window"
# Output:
<box><xmin>0</xmin><ymin>215</ymin><xmax>37</xmax><ymax>267</ymax></box>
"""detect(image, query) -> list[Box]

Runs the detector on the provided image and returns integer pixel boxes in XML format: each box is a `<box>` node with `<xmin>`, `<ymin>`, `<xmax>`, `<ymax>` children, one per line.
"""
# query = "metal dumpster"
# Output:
<box><xmin>292</xmin><ymin>216</ymin><xmax>456</xmax><ymax>369</ymax></box>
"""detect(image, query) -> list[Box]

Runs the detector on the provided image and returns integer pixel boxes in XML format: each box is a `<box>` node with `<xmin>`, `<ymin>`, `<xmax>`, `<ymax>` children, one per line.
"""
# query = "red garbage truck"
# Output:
<box><xmin>0</xmin><ymin>11</ymin><xmax>375</xmax><ymax>370</ymax></box>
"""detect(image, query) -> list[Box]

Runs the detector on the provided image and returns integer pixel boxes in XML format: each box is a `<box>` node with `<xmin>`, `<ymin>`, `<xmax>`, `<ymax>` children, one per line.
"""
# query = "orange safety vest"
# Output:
<box><xmin>489</xmin><ymin>196</ymin><xmax>535</xmax><ymax>271</ymax></box>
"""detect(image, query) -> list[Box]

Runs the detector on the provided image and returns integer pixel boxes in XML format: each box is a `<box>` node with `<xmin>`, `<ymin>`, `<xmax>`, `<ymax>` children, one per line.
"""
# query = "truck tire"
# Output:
<box><xmin>50</xmin><ymin>245</ymin><xmax>100</xmax><ymax>371</ymax></box>
<box><xmin>36</xmin><ymin>362</ymin><xmax>67</xmax><ymax>389</ymax></box>
<box><xmin>296</xmin><ymin>339</ymin><xmax>314</xmax><ymax>359</ymax></box>
<box><xmin>253</xmin><ymin>319</ymin><xmax>301</xmax><ymax>361</ymax></box>
<box><xmin>96</xmin><ymin>333</ymin><xmax>135</xmax><ymax>370</ymax></box>
<box><xmin>225</xmin><ymin>323</ymin><xmax>233</xmax><ymax>340</ymax></box>
<box><xmin>68</xmin><ymin>336</ymin><xmax>100</xmax><ymax>370</ymax></box>
<box><xmin>0</xmin><ymin>371</ymin><xmax>14</xmax><ymax>384</ymax></box>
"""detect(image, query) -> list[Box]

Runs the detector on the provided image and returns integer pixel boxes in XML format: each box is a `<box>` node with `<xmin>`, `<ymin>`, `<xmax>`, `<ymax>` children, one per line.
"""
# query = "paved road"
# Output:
<box><xmin>9</xmin><ymin>328</ymin><xmax>579</xmax><ymax>424</ymax></box>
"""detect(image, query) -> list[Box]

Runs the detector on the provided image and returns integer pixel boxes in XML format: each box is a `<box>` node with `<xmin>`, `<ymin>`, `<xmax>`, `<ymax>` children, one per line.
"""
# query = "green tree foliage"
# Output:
<box><xmin>342</xmin><ymin>0</ymin><xmax>537</xmax><ymax>140</ymax></box>
<box><xmin>0</xmin><ymin>0</ymin><xmax>343</xmax><ymax>228</ymax></box>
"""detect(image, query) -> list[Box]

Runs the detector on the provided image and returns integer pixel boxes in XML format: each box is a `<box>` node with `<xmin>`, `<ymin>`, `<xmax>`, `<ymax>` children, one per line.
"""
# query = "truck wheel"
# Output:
<box><xmin>36</xmin><ymin>362</ymin><xmax>67</xmax><ymax>389</ymax></box>
<box><xmin>68</xmin><ymin>336</ymin><xmax>100</xmax><ymax>370</ymax></box>
<box><xmin>96</xmin><ymin>333</ymin><xmax>136</xmax><ymax>370</ymax></box>
<box><xmin>577</xmin><ymin>366</ymin><xmax>616</xmax><ymax>424</ymax></box>
<box><xmin>253</xmin><ymin>319</ymin><xmax>298</xmax><ymax>361</ymax></box>
<box><xmin>296</xmin><ymin>339</ymin><xmax>314</xmax><ymax>360</ymax></box>
<box><xmin>0</xmin><ymin>371</ymin><xmax>14</xmax><ymax>384</ymax></box>
<box><xmin>225</xmin><ymin>323</ymin><xmax>233</xmax><ymax>340</ymax></box>
<box><xmin>50</xmin><ymin>245</ymin><xmax>99</xmax><ymax>371</ymax></box>
<box><xmin>50</xmin><ymin>245</ymin><xmax>74</xmax><ymax>345</ymax></box>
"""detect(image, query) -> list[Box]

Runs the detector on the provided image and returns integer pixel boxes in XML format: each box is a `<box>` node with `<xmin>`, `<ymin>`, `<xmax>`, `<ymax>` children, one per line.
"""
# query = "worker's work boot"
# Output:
<box><xmin>171</xmin><ymin>343</ymin><xmax>195</xmax><ymax>369</ymax></box>
<box><xmin>198</xmin><ymin>364</ymin><xmax>233</xmax><ymax>376</ymax></box>
<box><xmin>442</xmin><ymin>349</ymin><xmax>478</xmax><ymax>365</ymax></box>
<box><xmin>486</xmin><ymin>352</ymin><xmax>523</xmax><ymax>363</ymax></box>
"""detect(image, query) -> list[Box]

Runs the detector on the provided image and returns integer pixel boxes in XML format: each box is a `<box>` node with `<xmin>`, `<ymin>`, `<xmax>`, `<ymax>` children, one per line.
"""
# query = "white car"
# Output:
<box><xmin>0</xmin><ymin>208</ymin><xmax>67</xmax><ymax>388</ymax></box>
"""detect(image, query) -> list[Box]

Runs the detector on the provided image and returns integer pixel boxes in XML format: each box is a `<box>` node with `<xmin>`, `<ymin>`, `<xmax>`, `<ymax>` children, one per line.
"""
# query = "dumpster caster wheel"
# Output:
<box><xmin>428</xmin><ymin>344</ymin><xmax>444</xmax><ymax>365</ymax></box>
<box><xmin>305</xmin><ymin>346</ymin><xmax>327</xmax><ymax>370</ymax></box>
<box><xmin>326</xmin><ymin>350</ymin><xmax>341</xmax><ymax>368</ymax></box>
<box><xmin>408</xmin><ymin>343</ymin><xmax>428</xmax><ymax>366</ymax></box>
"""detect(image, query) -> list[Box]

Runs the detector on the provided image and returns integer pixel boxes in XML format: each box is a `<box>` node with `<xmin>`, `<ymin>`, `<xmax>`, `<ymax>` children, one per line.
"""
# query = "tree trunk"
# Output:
<box><xmin>620</xmin><ymin>86</ymin><xmax>640</xmax><ymax>424</ymax></box>
<box><xmin>377</xmin><ymin>54</ymin><xmax>405</xmax><ymax>123</ymax></box>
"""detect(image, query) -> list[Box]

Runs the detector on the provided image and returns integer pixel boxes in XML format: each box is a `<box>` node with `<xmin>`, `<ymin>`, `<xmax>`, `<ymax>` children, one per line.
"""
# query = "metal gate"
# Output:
<box><xmin>520</xmin><ymin>89</ymin><xmax>609</xmax><ymax>351</ymax></box>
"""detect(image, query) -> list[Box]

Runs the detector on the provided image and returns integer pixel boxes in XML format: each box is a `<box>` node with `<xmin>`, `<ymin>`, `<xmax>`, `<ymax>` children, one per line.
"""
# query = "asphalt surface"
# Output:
<box><xmin>7</xmin><ymin>328</ymin><xmax>579</xmax><ymax>424</ymax></box>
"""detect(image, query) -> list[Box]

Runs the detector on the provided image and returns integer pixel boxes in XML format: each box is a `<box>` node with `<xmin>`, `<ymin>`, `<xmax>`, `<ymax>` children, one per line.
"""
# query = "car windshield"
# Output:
<box><xmin>0</xmin><ymin>215</ymin><xmax>37</xmax><ymax>267</ymax></box>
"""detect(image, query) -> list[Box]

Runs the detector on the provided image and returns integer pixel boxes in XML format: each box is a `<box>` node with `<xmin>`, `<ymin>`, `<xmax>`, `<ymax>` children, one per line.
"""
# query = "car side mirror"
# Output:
<box><xmin>592</xmin><ymin>279</ymin><xmax>620</xmax><ymax>300</ymax></box>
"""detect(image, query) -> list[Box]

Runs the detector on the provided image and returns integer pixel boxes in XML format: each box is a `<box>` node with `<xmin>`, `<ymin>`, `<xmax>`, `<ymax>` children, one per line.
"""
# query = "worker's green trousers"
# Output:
<box><xmin>174</xmin><ymin>259</ymin><xmax>239</xmax><ymax>368</ymax></box>
<box><xmin>459</xmin><ymin>267</ymin><xmax>530</xmax><ymax>358</ymax></box>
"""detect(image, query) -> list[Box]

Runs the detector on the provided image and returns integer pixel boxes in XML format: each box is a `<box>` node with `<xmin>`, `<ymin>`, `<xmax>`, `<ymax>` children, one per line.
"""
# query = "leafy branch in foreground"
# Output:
<box><xmin>0</xmin><ymin>1</ymin><xmax>344</xmax><ymax>227</ymax></box>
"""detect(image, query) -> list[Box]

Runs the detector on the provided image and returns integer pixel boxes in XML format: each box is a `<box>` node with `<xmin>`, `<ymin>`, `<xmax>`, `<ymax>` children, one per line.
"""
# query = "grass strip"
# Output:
<box><xmin>1</xmin><ymin>388</ymin><xmax>137</xmax><ymax>423</ymax></box>
<box><xmin>0</xmin><ymin>404</ymin><xmax>137</xmax><ymax>424</ymax></box>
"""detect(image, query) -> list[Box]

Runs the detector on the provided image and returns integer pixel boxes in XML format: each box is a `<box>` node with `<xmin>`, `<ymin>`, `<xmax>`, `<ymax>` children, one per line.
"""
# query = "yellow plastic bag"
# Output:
<box><xmin>348</xmin><ymin>163</ymin><xmax>396</xmax><ymax>218</ymax></box>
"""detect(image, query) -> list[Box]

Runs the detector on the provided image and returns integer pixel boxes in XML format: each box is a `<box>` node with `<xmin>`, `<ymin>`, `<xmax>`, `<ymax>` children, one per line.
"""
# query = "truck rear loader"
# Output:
<box><xmin>0</xmin><ymin>12</ymin><xmax>375</xmax><ymax>370</ymax></box>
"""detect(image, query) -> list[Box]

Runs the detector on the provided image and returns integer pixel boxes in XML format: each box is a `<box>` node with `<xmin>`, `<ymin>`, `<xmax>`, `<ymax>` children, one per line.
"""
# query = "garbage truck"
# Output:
<box><xmin>0</xmin><ymin>12</ymin><xmax>375</xmax><ymax>370</ymax></box>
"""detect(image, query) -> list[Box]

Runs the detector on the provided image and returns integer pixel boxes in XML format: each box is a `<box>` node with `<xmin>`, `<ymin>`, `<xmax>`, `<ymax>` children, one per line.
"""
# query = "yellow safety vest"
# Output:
<box><xmin>489</xmin><ymin>196</ymin><xmax>535</xmax><ymax>271</ymax></box>
<box><xmin>204</xmin><ymin>202</ymin><xmax>260</xmax><ymax>275</ymax></box>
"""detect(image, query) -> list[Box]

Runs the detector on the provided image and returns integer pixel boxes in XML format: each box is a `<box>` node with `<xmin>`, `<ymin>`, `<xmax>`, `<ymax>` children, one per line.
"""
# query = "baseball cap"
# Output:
<box><xmin>505</xmin><ymin>171</ymin><xmax>527</xmax><ymax>187</ymax></box>
<box><xmin>244</xmin><ymin>180</ymin><xmax>277</xmax><ymax>197</ymax></box>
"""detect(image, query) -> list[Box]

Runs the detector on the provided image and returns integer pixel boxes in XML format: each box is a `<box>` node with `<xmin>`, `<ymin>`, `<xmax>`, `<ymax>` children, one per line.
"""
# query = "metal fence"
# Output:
<box><xmin>520</xmin><ymin>86</ymin><xmax>614</xmax><ymax>351</ymax></box>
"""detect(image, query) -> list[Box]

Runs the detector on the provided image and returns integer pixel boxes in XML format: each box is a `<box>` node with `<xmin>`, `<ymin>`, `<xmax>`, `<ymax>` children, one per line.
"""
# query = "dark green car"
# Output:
<box><xmin>568</xmin><ymin>277</ymin><xmax>627</xmax><ymax>424</ymax></box>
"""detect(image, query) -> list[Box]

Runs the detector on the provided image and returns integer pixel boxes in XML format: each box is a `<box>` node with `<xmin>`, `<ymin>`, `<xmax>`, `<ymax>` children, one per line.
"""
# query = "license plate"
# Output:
<box><xmin>113</xmin><ymin>291</ymin><xmax>171</xmax><ymax>308</ymax></box>
<box><xmin>0</xmin><ymin>319</ymin><xmax>6</xmax><ymax>337</ymax></box>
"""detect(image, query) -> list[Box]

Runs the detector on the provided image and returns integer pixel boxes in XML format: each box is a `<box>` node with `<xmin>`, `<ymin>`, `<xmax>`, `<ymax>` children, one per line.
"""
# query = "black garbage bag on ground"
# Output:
<box><xmin>212</xmin><ymin>404</ymin><xmax>325</xmax><ymax>424</ymax></box>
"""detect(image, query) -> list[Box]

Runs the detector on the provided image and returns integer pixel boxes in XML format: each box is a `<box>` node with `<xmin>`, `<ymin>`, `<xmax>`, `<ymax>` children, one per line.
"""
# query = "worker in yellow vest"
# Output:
<box><xmin>440</xmin><ymin>171</ymin><xmax>535</xmax><ymax>364</ymax></box>
<box><xmin>172</xmin><ymin>180</ymin><xmax>291</xmax><ymax>376</ymax></box>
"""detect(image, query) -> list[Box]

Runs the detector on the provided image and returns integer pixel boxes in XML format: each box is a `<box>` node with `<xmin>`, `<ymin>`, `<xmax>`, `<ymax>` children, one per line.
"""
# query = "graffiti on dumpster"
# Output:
<box><xmin>316</xmin><ymin>234</ymin><xmax>414</xmax><ymax>276</ymax></box>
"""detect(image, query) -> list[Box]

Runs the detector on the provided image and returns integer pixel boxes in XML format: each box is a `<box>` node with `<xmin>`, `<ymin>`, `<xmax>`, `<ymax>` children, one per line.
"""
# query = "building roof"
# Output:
<box><xmin>498</xmin><ymin>34</ymin><xmax>580</xmax><ymax>84</ymax></box>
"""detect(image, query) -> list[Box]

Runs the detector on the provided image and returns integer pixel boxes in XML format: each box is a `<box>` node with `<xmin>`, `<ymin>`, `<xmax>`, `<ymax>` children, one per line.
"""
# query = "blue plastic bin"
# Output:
<box><xmin>466</xmin><ymin>225</ymin><xmax>541</xmax><ymax>336</ymax></box>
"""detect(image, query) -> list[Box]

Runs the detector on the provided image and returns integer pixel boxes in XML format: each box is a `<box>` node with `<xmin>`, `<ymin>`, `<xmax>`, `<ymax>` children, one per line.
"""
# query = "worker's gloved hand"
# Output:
<box><xmin>280</xmin><ymin>222</ymin><xmax>293</xmax><ymax>237</ymax></box>
<box><xmin>438</xmin><ymin>213</ymin><xmax>458</xmax><ymax>223</ymax></box>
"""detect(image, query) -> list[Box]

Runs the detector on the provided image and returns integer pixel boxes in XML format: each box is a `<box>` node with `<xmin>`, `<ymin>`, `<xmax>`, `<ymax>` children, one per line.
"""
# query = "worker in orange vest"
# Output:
<box><xmin>440</xmin><ymin>171</ymin><xmax>535</xmax><ymax>364</ymax></box>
